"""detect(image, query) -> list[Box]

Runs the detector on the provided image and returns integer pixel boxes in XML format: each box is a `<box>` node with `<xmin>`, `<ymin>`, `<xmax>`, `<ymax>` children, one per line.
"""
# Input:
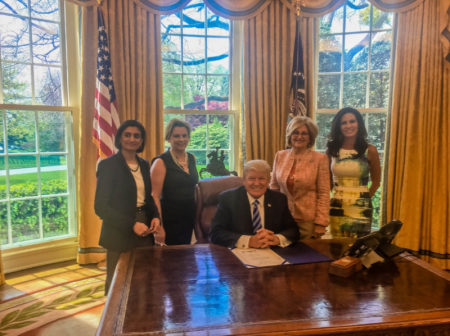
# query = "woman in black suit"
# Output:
<box><xmin>94</xmin><ymin>120</ymin><xmax>160</xmax><ymax>295</ymax></box>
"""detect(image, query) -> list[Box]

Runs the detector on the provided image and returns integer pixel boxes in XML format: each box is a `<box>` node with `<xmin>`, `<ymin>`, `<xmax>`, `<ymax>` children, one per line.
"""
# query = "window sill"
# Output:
<box><xmin>2</xmin><ymin>237</ymin><xmax>78</xmax><ymax>274</ymax></box>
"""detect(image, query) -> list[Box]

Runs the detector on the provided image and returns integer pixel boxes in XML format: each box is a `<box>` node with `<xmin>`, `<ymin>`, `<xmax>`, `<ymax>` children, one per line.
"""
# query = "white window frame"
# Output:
<box><xmin>313</xmin><ymin>1</ymin><xmax>396</xmax><ymax>228</ymax></box>
<box><xmin>0</xmin><ymin>0</ymin><xmax>80</xmax><ymax>272</ymax></box>
<box><xmin>162</xmin><ymin>3</ymin><xmax>241</xmax><ymax>175</ymax></box>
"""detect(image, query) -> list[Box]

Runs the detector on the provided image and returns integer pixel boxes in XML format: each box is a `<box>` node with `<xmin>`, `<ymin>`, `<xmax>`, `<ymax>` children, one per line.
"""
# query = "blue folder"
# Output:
<box><xmin>270</xmin><ymin>242</ymin><xmax>332</xmax><ymax>265</ymax></box>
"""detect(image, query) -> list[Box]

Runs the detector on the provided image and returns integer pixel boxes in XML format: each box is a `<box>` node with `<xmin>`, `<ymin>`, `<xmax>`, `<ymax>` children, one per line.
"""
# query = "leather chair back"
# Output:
<box><xmin>194</xmin><ymin>176</ymin><xmax>243</xmax><ymax>243</ymax></box>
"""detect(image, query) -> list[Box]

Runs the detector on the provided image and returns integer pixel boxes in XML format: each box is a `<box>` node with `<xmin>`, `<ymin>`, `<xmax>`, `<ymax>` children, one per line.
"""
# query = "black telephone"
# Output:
<box><xmin>342</xmin><ymin>220</ymin><xmax>405</xmax><ymax>259</ymax></box>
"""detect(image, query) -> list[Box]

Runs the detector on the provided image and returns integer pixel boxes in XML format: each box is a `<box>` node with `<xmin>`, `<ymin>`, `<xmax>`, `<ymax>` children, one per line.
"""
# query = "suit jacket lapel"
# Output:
<box><xmin>264</xmin><ymin>190</ymin><xmax>275</xmax><ymax>231</ymax></box>
<box><xmin>238</xmin><ymin>187</ymin><xmax>253</xmax><ymax>233</ymax></box>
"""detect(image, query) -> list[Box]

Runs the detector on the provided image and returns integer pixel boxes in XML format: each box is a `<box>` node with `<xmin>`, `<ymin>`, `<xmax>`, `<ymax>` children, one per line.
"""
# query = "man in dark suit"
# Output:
<box><xmin>210</xmin><ymin>160</ymin><xmax>299</xmax><ymax>248</ymax></box>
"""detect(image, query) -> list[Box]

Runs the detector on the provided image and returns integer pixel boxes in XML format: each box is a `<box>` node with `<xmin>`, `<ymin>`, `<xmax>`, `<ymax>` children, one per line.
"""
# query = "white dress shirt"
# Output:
<box><xmin>235</xmin><ymin>193</ymin><xmax>292</xmax><ymax>249</ymax></box>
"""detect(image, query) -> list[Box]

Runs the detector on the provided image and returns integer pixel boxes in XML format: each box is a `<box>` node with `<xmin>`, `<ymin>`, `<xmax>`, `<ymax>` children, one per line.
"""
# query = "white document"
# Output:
<box><xmin>231</xmin><ymin>248</ymin><xmax>289</xmax><ymax>268</ymax></box>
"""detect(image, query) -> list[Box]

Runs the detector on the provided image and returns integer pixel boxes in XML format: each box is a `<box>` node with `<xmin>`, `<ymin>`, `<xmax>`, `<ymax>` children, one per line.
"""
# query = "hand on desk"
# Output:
<box><xmin>154</xmin><ymin>224</ymin><xmax>166</xmax><ymax>246</ymax></box>
<box><xmin>249</xmin><ymin>229</ymin><xmax>280</xmax><ymax>248</ymax></box>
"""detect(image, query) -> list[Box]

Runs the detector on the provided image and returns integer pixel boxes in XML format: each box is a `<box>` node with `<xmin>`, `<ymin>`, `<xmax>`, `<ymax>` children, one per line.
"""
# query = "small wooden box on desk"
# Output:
<box><xmin>329</xmin><ymin>256</ymin><xmax>362</xmax><ymax>278</ymax></box>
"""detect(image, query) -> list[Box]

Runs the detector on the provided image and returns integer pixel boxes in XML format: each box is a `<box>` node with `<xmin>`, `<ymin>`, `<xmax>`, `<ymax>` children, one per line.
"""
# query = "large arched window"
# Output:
<box><xmin>314</xmin><ymin>0</ymin><xmax>394</xmax><ymax>228</ymax></box>
<box><xmin>161</xmin><ymin>0</ymin><xmax>239</xmax><ymax>176</ymax></box>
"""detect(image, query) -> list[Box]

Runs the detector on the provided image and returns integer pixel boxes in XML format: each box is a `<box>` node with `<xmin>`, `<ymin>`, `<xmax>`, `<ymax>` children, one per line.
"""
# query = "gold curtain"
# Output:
<box><xmin>243</xmin><ymin>1</ymin><xmax>316</xmax><ymax>164</ymax></box>
<box><xmin>0</xmin><ymin>251</ymin><xmax>4</xmax><ymax>286</ymax></box>
<box><xmin>77</xmin><ymin>1</ymin><xmax>164</xmax><ymax>264</ymax></box>
<box><xmin>243</xmin><ymin>1</ymin><xmax>296</xmax><ymax>164</ymax></box>
<box><xmin>387</xmin><ymin>0</ymin><xmax>450</xmax><ymax>268</ymax></box>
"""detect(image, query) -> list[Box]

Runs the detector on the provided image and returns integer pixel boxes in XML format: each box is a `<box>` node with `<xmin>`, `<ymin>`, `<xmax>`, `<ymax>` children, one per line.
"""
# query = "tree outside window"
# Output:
<box><xmin>162</xmin><ymin>0</ymin><xmax>234</xmax><ymax>175</ymax></box>
<box><xmin>0</xmin><ymin>0</ymin><xmax>75</xmax><ymax>247</ymax></box>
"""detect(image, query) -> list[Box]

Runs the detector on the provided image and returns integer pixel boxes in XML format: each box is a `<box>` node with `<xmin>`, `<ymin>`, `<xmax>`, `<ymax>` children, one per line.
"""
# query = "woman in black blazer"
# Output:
<box><xmin>94</xmin><ymin>120</ymin><xmax>160</xmax><ymax>295</ymax></box>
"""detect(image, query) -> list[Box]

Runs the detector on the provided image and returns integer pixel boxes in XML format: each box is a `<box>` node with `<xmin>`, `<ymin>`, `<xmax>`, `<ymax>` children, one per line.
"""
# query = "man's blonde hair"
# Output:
<box><xmin>243</xmin><ymin>160</ymin><xmax>271</xmax><ymax>179</ymax></box>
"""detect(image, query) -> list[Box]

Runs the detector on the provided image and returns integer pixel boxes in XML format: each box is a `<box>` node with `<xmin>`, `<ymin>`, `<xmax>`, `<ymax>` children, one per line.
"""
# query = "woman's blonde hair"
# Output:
<box><xmin>164</xmin><ymin>118</ymin><xmax>191</xmax><ymax>141</ymax></box>
<box><xmin>285</xmin><ymin>116</ymin><xmax>319</xmax><ymax>148</ymax></box>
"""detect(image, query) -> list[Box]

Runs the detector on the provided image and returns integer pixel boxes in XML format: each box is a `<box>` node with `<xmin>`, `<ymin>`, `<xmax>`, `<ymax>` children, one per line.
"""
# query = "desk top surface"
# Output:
<box><xmin>99</xmin><ymin>239</ymin><xmax>450</xmax><ymax>336</ymax></box>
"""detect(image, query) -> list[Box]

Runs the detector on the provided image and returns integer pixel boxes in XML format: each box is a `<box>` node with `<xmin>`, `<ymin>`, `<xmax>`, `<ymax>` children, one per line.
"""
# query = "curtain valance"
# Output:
<box><xmin>65</xmin><ymin>0</ymin><xmax>427</xmax><ymax>17</ymax></box>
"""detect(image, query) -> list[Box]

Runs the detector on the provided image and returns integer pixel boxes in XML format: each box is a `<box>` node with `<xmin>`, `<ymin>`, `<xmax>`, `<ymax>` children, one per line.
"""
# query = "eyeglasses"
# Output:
<box><xmin>291</xmin><ymin>131</ymin><xmax>309</xmax><ymax>138</ymax></box>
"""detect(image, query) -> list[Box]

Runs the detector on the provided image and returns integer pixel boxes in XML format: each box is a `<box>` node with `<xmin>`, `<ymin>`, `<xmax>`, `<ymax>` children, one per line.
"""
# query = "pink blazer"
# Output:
<box><xmin>270</xmin><ymin>149</ymin><xmax>330</xmax><ymax>227</ymax></box>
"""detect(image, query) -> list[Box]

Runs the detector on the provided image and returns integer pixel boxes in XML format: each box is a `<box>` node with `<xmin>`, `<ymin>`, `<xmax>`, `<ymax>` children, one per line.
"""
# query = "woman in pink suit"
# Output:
<box><xmin>270</xmin><ymin>116</ymin><xmax>330</xmax><ymax>240</ymax></box>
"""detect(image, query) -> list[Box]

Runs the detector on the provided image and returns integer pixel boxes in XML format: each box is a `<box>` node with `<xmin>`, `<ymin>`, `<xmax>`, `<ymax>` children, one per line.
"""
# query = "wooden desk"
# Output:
<box><xmin>97</xmin><ymin>239</ymin><xmax>450</xmax><ymax>335</ymax></box>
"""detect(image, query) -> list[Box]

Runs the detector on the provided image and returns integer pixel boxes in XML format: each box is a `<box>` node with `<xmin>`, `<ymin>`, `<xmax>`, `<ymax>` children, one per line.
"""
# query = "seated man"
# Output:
<box><xmin>210</xmin><ymin>160</ymin><xmax>299</xmax><ymax>248</ymax></box>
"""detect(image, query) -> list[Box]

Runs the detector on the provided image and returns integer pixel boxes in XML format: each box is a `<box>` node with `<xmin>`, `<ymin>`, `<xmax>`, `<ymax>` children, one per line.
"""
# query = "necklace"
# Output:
<box><xmin>290</xmin><ymin>149</ymin><xmax>310</xmax><ymax>180</ymax></box>
<box><xmin>128</xmin><ymin>162</ymin><xmax>140</xmax><ymax>173</ymax></box>
<box><xmin>170</xmin><ymin>148</ymin><xmax>189</xmax><ymax>173</ymax></box>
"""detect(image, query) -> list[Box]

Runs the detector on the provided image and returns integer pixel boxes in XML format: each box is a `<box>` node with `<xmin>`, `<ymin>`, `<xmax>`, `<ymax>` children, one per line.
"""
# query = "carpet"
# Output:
<box><xmin>0</xmin><ymin>269</ymin><xmax>106</xmax><ymax>336</ymax></box>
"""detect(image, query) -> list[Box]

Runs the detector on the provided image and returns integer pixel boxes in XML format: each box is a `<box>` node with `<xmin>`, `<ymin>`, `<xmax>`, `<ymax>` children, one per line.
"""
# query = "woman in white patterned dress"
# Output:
<box><xmin>326</xmin><ymin>108</ymin><xmax>381</xmax><ymax>238</ymax></box>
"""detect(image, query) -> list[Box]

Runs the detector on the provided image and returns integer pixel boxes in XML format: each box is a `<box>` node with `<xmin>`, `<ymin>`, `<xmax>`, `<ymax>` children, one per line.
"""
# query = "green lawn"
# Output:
<box><xmin>0</xmin><ymin>170</ymin><xmax>67</xmax><ymax>186</ymax></box>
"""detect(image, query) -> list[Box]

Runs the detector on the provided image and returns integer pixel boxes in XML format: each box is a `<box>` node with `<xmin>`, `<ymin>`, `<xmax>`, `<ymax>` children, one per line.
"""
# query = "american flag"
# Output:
<box><xmin>92</xmin><ymin>6</ymin><xmax>120</xmax><ymax>162</ymax></box>
<box><xmin>289</xmin><ymin>16</ymin><xmax>307</xmax><ymax>118</ymax></box>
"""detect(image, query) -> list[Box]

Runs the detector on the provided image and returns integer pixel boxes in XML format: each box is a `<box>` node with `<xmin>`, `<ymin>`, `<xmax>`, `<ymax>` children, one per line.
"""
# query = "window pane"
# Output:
<box><xmin>162</xmin><ymin>35</ymin><xmax>181</xmax><ymax>73</ymax></box>
<box><xmin>43</xmin><ymin>196</ymin><xmax>68</xmax><ymax>238</ymax></box>
<box><xmin>188</xmin><ymin>114</ymin><xmax>207</xmax><ymax>149</ymax></box>
<box><xmin>372</xmin><ymin>8</ymin><xmax>393</xmax><ymax>30</ymax></box>
<box><xmin>161</xmin><ymin>13</ymin><xmax>181</xmax><ymax>34</ymax></box>
<box><xmin>0</xmin><ymin>157</ymin><xmax>6</xmax><ymax>199</ymax></box>
<box><xmin>2</xmin><ymin>63</ymin><xmax>32</xmax><ymax>104</ymax></box>
<box><xmin>0</xmin><ymin>202</ymin><xmax>7</xmax><ymax>245</ymax></box>
<box><xmin>343</xmin><ymin>73</ymin><xmax>366</xmax><ymax>108</ymax></box>
<box><xmin>183</xmin><ymin>37</ymin><xmax>205</xmax><ymax>74</ymax></box>
<box><xmin>163</xmin><ymin>74</ymin><xmax>181</xmax><ymax>109</ymax></box>
<box><xmin>38</xmin><ymin>111</ymin><xmax>66</xmax><ymax>152</ymax></box>
<box><xmin>319</xmin><ymin>6</ymin><xmax>343</xmax><ymax>34</ymax></box>
<box><xmin>345</xmin><ymin>4</ymin><xmax>370</xmax><ymax>33</ymax></box>
<box><xmin>0</xmin><ymin>15</ymin><xmax>30</xmax><ymax>62</ymax></box>
<box><xmin>367</xmin><ymin>113</ymin><xmax>386</xmax><ymax>152</ymax></box>
<box><xmin>194</xmin><ymin>150</ymin><xmax>206</xmax><ymax>176</ymax></box>
<box><xmin>7</xmin><ymin>110</ymin><xmax>36</xmax><ymax>153</ymax></box>
<box><xmin>315</xmin><ymin>113</ymin><xmax>335</xmax><ymax>151</ymax></box>
<box><xmin>207</xmin><ymin>9</ymin><xmax>229</xmax><ymax>36</ymax></box>
<box><xmin>41</xmin><ymin>155</ymin><xmax>67</xmax><ymax>195</ymax></box>
<box><xmin>31</xmin><ymin>0</ymin><xmax>59</xmax><ymax>21</ymax></box>
<box><xmin>32</xmin><ymin>21</ymin><xmax>60</xmax><ymax>64</ymax></box>
<box><xmin>182</xmin><ymin>0</ymin><xmax>206</xmax><ymax>35</ymax></box>
<box><xmin>34</xmin><ymin>66</ymin><xmax>62</xmax><ymax>106</ymax></box>
<box><xmin>11</xmin><ymin>199</ymin><xmax>40</xmax><ymax>243</ymax></box>
<box><xmin>0</xmin><ymin>114</ymin><xmax>4</xmax><ymax>154</ymax></box>
<box><xmin>9</xmin><ymin>155</ymin><xmax>38</xmax><ymax>197</ymax></box>
<box><xmin>318</xmin><ymin>35</ymin><xmax>342</xmax><ymax>73</ymax></box>
<box><xmin>208</xmin><ymin>115</ymin><xmax>230</xmax><ymax>150</ymax></box>
<box><xmin>207</xmin><ymin>38</ymin><xmax>229</xmax><ymax>74</ymax></box>
<box><xmin>344</xmin><ymin>33</ymin><xmax>368</xmax><ymax>71</ymax></box>
<box><xmin>370</xmin><ymin>31</ymin><xmax>392</xmax><ymax>70</ymax></box>
<box><xmin>0</xmin><ymin>0</ymin><xmax>28</xmax><ymax>16</ymax></box>
<box><xmin>207</xmin><ymin>76</ymin><xmax>228</xmax><ymax>110</ymax></box>
<box><xmin>183</xmin><ymin>75</ymin><xmax>205</xmax><ymax>109</ymax></box>
<box><xmin>317</xmin><ymin>75</ymin><xmax>340</xmax><ymax>109</ymax></box>
<box><xmin>369</xmin><ymin>72</ymin><xmax>389</xmax><ymax>108</ymax></box>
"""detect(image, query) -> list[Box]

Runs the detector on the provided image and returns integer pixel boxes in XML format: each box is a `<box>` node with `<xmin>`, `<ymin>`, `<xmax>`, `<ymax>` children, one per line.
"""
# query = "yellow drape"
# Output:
<box><xmin>243</xmin><ymin>1</ymin><xmax>296</xmax><ymax>164</ymax></box>
<box><xmin>387</xmin><ymin>0</ymin><xmax>450</xmax><ymax>268</ymax></box>
<box><xmin>77</xmin><ymin>1</ymin><xmax>164</xmax><ymax>264</ymax></box>
<box><xmin>243</xmin><ymin>2</ymin><xmax>315</xmax><ymax>164</ymax></box>
<box><xmin>0</xmin><ymin>250</ymin><xmax>4</xmax><ymax>286</ymax></box>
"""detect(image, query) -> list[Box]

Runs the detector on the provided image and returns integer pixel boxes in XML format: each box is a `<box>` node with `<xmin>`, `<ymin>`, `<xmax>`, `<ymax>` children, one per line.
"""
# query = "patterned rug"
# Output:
<box><xmin>0</xmin><ymin>266</ymin><xmax>106</xmax><ymax>336</ymax></box>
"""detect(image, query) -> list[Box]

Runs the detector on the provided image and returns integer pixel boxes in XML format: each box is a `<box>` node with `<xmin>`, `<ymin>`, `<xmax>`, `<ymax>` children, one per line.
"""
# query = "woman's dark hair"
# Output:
<box><xmin>326</xmin><ymin>107</ymin><xmax>368</xmax><ymax>158</ymax></box>
<box><xmin>115</xmin><ymin>120</ymin><xmax>146</xmax><ymax>153</ymax></box>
